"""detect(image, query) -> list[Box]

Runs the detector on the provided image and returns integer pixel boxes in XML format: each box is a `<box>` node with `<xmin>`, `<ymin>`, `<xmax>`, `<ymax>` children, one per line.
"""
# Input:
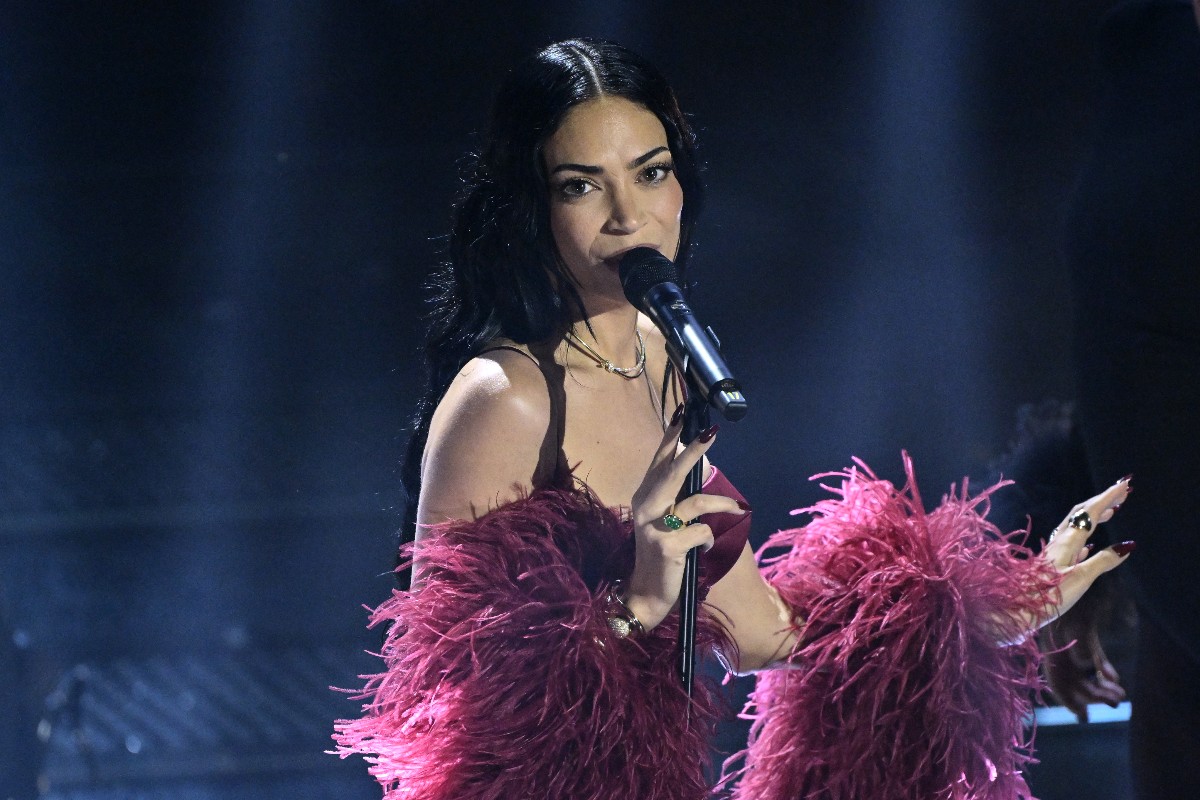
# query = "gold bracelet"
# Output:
<box><xmin>605</xmin><ymin>579</ymin><xmax>645</xmax><ymax>638</ymax></box>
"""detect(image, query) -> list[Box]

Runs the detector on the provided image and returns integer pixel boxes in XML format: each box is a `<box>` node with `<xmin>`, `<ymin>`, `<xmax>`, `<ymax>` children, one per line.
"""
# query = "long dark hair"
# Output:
<box><xmin>397</xmin><ymin>39</ymin><xmax>704</xmax><ymax>586</ymax></box>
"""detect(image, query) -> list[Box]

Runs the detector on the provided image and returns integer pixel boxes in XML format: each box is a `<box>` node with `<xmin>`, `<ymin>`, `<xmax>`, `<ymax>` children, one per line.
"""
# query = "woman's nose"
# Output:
<box><xmin>604</xmin><ymin>186</ymin><xmax>644</xmax><ymax>234</ymax></box>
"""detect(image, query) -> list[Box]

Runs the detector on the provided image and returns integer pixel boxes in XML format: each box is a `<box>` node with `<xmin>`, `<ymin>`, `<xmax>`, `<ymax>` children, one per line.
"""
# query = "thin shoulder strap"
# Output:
<box><xmin>478</xmin><ymin>343</ymin><xmax>569</xmax><ymax>487</ymax></box>
<box><xmin>478</xmin><ymin>344</ymin><xmax>537</xmax><ymax>364</ymax></box>
<box><xmin>526</xmin><ymin>342</ymin><xmax>567</xmax><ymax>468</ymax></box>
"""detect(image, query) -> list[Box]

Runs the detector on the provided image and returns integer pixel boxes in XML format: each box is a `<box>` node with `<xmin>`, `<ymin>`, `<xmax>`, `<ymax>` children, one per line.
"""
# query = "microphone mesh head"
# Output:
<box><xmin>619</xmin><ymin>247</ymin><xmax>679</xmax><ymax>308</ymax></box>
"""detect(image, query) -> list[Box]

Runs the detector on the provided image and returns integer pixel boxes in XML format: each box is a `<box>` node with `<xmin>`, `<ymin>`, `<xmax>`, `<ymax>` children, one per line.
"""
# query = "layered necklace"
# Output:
<box><xmin>565</xmin><ymin>328</ymin><xmax>647</xmax><ymax>379</ymax></box>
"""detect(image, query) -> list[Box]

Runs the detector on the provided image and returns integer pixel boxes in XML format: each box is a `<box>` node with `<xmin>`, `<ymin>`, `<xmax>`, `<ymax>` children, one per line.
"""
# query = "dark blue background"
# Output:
<box><xmin>0</xmin><ymin>2</ymin><xmax>1130</xmax><ymax>797</ymax></box>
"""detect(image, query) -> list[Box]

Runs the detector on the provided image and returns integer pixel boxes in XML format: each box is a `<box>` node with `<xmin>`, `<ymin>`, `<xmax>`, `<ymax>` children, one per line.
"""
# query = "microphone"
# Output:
<box><xmin>619</xmin><ymin>247</ymin><xmax>747</xmax><ymax>421</ymax></box>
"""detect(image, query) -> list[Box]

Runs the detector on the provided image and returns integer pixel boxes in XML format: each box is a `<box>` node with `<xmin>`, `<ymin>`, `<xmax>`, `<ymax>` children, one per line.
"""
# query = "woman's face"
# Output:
<box><xmin>542</xmin><ymin>96</ymin><xmax>683</xmax><ymax>310</ymax></box>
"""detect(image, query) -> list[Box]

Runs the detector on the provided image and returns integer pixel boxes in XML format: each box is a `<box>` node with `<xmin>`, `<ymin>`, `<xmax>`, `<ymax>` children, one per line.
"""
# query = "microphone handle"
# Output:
<box><xmin>678</xmin><ymin>397</ymin><xmax>709</xmax><ymax>709</ymax></box>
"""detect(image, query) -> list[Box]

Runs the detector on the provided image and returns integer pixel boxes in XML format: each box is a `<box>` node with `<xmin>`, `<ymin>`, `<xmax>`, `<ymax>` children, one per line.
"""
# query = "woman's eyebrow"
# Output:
<box><xmin>549</xmin><ymin>146</ymin><xmax>670</xmax><ymax>176</ymax></box>
<box><xmin>550</xmin><ymin>161</ymin><xmax>602</xmax><ymax>175</ymax></box>
<box><xmin>629</xmin><ymin>146</ymin><xmax>669</xmax><ymax>168</ymax></box>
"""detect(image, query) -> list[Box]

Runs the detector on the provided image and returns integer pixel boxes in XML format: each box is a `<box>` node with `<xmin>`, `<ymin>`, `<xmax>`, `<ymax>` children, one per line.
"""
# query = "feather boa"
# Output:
<box><xmin>332</xmin><ymin>486</ymin><xmax>730</xmax><ymax>800</ymax></box>
<box><xmin>721</xmin><ymin>454</ymin><xmax>1059</xmax><ymax>800</ymax></box>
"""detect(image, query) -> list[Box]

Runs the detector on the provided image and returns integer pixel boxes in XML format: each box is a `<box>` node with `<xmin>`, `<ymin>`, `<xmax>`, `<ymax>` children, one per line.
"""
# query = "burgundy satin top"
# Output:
<box><xmin>696</xmin><ymin>465</ymin><xmax>752</xmax><ymax>587</ymax></box>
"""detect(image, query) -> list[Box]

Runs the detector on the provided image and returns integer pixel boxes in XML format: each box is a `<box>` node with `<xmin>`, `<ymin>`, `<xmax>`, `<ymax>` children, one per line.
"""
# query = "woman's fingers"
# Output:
<box><xmin>1045</xmin><ymin>476</ymin><xmax>1131</xmax><ymax>568</ymax></box>
<box><xmin>669</xmin><ymin>522</ymin><xmax>715</xmax><ymax>555</ymax></box>
<box><xmin>646</xmin><ymin>494</ymin><xmax>743</xmax><ymax>554</ymax></box>
<box><xmin>646</xmin><ymin>402</ymin><xmax>687</xmax><ymax>475</ymax></box>
<box><xmin>1053</xmin><ymin>542</ymin><xmax>1135</xmax><ymax>620</ymax></box>
<box><xmin>639</xmin><ymin>519</ymin><xmax>716</xmax><ymax>558</ymax></box>
<box><xmin>659</xmin><ymin>424</ymin><xmax>719</xmax><ymax>492</ymax></box>
<box><xmin>671</xmin><ymin>491</ymin><xmax>746</xmax><ymax>523</ymax></box>
<box><xmin>1028</xmin><ymin>476</ymin><xmax>1135</xmax><ymax>630</ymax></box>
<box><xmin>641</xmin><ymin>406</ymin><xmax>713</xmax><ymax>489</ymax></box>
<box><xmin>635</xmin><ymin>423</ymin><xmax>721</xmax><ymax>519</ymax></box>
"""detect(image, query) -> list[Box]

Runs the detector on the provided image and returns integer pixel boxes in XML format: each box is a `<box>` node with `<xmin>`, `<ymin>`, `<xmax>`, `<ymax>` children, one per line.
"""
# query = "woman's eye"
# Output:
<box><xmin>640</xmin><ymin>162</ymin><xmax>675</xmax><ymax>184</ymax></box>
<box><xmin>557</xmin><ymin>178</ymin><xmax>594</xmax><ymax>199</ymax></box>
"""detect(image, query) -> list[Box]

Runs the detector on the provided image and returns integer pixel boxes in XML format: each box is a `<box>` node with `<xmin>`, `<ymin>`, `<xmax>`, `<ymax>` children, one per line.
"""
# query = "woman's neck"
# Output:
<box><xmin>567</xmin><ymin>304</ymin><xmax>642</xmax><ymax>369</ymax></box>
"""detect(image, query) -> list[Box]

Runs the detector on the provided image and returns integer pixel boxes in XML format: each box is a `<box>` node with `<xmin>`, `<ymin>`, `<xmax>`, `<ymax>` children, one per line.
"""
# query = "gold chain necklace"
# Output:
<box><xmin>565</xmin><ymin>329</ymin><xmax>647</xmax><ymax>378</ymax></box>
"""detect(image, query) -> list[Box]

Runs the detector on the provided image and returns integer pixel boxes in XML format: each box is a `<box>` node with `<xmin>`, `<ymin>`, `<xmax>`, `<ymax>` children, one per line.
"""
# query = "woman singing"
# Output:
<box><xmin>335</xmin><ymin>38</ymin><xmax>1133</xmax><ymax>800</ymax></box>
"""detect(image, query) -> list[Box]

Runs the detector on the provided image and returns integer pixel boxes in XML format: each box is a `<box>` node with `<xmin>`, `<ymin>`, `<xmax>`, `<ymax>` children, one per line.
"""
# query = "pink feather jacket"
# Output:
<box><xmin>334</xmin><ymin>456</ymin><xmax>1058</xmax><ymax>800</ymax></box>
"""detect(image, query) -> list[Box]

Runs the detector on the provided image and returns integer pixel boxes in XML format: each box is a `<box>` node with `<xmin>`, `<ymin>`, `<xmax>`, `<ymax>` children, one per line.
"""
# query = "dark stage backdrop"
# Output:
<box><xmin>1</xmin><ymin>2</ymin><xmax>1126</xmax><ymax>798</ymax></box>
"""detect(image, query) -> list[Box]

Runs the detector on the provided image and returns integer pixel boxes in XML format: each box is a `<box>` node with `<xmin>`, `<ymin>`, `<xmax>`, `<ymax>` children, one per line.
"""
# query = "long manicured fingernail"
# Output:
<box><xmin>1119</xmin><ymin>473</ymin><xmax>1133</xmax><ymax>484</ymax></box>
<box><xmin>670</xmin><ymin>403</ymin><xmax>685</xmax><ymax>427</ymax></box>
<box><xmin>1112</xmin><ymin>541</ymin><xmax>1137</xmax><ymax>556</ymax></box>
<box><xmin>1111</xmin><ymin>503</ymin><xmax>1121</xmax><ymax>512</ymax></box>
<box><xmin>736</xmin><ymin>500</ymin><xmax>752</xmax><ymax>512</ymax></box>
<box><xmin>698</xmin><ymin>424</ymin><xmax>720</xmax><ymax>443</ymax></box>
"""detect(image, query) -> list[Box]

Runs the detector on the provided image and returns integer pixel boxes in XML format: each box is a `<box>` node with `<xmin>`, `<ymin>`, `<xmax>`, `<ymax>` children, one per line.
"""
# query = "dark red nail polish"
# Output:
<box><xmin>670</xmin><ymin>403</ymin><xmax>685</xmax><ymax>427</ymax></box>
<box><xmin>1119</xmin><ymin>473</ymin><xmax>1133</xmax><ymax>484</ymax></box>
<box><xmin>1111</xmin><ymin>503</ymin><xmax>1121</xmax><ymax>512</ymax></box>
<box><xmin>1112</xmin><ymin>541</ymin><xmax>1137</xmax><ymax>556</ymax></box>
<box><xmin>736</xmin><ymin>500</ymin><xmax>752</xmax><ymax>512</ymax></box>
<box><xmin>698</xmin><ymin>424</ymin><xmax>720</xmax><ymax>443</ymax></box>
<box><xmin>1085</xmin><ymin>543</ymin><xmax>1095</xmax><ymax>554</ymax></box>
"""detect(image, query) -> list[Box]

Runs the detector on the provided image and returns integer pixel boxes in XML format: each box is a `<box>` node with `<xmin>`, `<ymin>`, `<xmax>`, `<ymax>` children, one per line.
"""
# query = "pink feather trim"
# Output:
<box><xmin>720</xmin><ymin>454</ymin><xmax>1059</xmax><ymax>800</ymax></box>
<box><xmin>332</xmin><ymin>486</ymin><xmax>730</xmax><ymax>800</ymax></box>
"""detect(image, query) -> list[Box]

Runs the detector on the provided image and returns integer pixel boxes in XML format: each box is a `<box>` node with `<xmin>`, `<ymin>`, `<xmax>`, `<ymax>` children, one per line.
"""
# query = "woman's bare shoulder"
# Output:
<box><xmin>419</xmin><ymin>345</ymin><xmax>555</xmax><ymax>526</ymax></box>
<box><xmin>442</xmin><ymin>345</ymin><xmax>550</xmax><ymax>417</ymax></box>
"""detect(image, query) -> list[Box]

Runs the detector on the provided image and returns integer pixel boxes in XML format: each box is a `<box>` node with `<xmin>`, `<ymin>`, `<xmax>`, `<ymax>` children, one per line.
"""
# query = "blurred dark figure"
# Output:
<box><xmin>988</xmin><ymin>401</ymin><xmax>1132</xmax><ymax>721</ymax></box>
<box><xmin>1066</xmin><ymin>1</ymin><xmax>1200</xmax><ymax>797</ymax></box>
